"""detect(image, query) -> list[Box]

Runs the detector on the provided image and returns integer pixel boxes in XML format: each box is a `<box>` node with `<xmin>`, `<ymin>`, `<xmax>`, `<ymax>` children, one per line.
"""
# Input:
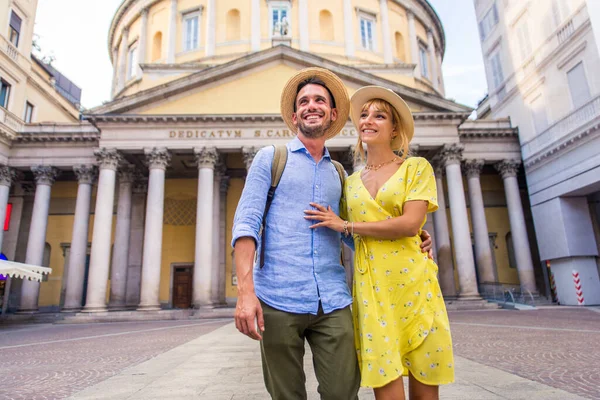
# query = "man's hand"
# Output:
<box><xmin>234</xmin><ymin>291</ymin><xmax>265</xmax><ymax>341</ymax></box>
<box><xmin>420</xmin><ymin>229</ymin><xmax>434</xmax><ymax>260</ymax></box>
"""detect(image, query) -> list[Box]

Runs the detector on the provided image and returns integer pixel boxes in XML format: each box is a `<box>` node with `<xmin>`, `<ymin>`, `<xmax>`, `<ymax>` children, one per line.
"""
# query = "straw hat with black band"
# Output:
<box><xmin>280</xmin><ymin>68</ymin><xmax>350</xmax><ymax>140</ymax></box>
<box><xmin>350</xmin><ymin>86</ymin><xmax>415</xmax><ymax>150</ymax></box>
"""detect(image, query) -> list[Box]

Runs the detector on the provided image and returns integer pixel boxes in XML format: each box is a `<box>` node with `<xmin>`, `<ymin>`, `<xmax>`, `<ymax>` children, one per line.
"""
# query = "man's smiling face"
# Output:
<box><xmin>292</xmin><ymin>83</ymin><xmax>338</xmax><ymax>139</ymax></box>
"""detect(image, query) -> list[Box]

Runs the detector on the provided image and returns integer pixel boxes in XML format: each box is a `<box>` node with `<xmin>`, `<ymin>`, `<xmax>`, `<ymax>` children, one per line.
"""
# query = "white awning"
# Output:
<box><xmin>0</xmin><ymin>260</ymin><xmax>52</xmax><ymax>282</ymax></box>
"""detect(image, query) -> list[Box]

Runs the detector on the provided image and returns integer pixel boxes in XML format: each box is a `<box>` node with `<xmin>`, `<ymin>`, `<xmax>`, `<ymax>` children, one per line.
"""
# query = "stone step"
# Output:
<box><xmin>444</xmin><ymin>298</ymin><xmax>501</xmax><ymax>311</ymax></box>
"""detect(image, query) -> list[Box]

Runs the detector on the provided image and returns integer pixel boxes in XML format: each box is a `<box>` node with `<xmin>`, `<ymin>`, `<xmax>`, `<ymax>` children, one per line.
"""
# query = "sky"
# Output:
<box><xmin>33</xmin><ymin>0</ymin><xmax>488</xmax><ymax>110</ymax></box>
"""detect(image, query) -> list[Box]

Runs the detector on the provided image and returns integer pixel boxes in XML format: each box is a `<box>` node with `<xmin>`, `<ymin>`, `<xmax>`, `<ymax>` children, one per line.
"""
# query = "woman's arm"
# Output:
<box><xmin>305</xmin><ymin>200</ymin><xmax>429</xmax><ymax>240</ymax></box>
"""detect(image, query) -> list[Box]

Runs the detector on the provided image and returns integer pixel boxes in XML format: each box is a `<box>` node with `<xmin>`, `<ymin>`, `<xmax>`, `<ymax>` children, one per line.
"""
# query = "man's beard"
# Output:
<box><xmin>297</xmin><ymin>114</ymin><xmax>332</xmax><ymax>138</ymax></box>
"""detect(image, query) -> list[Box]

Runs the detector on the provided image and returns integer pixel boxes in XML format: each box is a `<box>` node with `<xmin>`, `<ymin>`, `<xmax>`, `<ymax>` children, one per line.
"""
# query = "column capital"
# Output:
<box><xmin>406</xmin><ymin>9</ymin><xmax>415</xmax><ymax>19</ymax></box>
<box><xmin>215</xmin><ymin>155</ymin><xmax>227</xmax><ymax>178</ymax></box>
<box><xmin>144</xmin><ymin>147</ymin><xmax>172</xmax><ymax>170</ymax></box>
<box><xmin>431</xmin><ymin>157</ymin><xmax>445</xmax><ymax>177</ymax></box>
<box><xmin>141</xmin><ymin>7</ymin><xmax>150</xmax><ymax>17</ymax></box>
<box><xmin>241</xmin><ymin>146</ymin><xmax>259</xmax><ymax>170</ymax></box>
<box><xmin>0</xmin><ymin>165</ymin><xmax>16</xmax><ymax>187</ymax></box>
<box><xmin>133</xmin><ymin>177</ymin><xmax>148</xmax><ymax>194</ymax></box>
<box><xmin>95</xmin><ymin>148</ymin><xmax>123</xmax><ymax>171</ymax></box>
<box><xmin>194</xmin><ymin>147</ymin><xmax>219</xmax><ymax>169</ymax></box>
<box><xmin>463</xmin><ymin>159</ymin><xmax>485</xmax><ymax>178</ymax></box>
<box><xmin>31</xmin><ymin>165</ymin><xmax>60</xmax><ymax>186</ymax></box>
<box><xmin>440</xmin><ymin>144</ymin><xmax>464</xmax><ymax>167</ymax></box>
<box><xmin>73</xmin><ymin>165</ymin><xmax>97</xmax><ymax>185</ymax></box>
<box><xmin>118</xmin><ymin>164</ymin><xmax>137</xmax><ymax>183</ymax></box>
<box><xmin>495</xmin><ymin>159</ymin><xmax>521</xmax><ymax>179</ymax></box>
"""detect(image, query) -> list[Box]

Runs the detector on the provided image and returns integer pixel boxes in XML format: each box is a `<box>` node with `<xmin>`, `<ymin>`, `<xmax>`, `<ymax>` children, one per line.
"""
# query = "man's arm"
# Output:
<box><xmin>234</xmin><ymin>237</ymin><xmax>264</xmax><ymax>340</ymax></box>
<box><xmin>231</xmin><ymin>146</ymin><xmax>273</xmax><ymax>340</ymax></box>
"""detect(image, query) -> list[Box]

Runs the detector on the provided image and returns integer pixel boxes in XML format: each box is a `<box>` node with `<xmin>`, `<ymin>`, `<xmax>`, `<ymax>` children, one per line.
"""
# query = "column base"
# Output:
<box><xmin>15</xmin><ymin>308</ymin><xmax>39</xmax><ymax>314</ymax></box>
<box><xmin>61</xmin><ymin>307</ymin><xmax>82</xmax><ymax>313</ymax></box>
<box><xmin>81</xmin><ymin>305</ymin><xmax>108</xmax><ymax>313</ymax></box>
<box><xmin>457</xmin><ymin>294</ymin><xmax>483</xmax><ymax>301</ymax></box>
<box><xmin>137</xmin><ymin>304</ymin><xmax>161</xmax><ymax>311</ymax></box>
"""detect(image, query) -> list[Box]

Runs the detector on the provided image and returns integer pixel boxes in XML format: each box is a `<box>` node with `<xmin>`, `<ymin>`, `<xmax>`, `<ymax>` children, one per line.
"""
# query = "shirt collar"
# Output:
<box><xmin>289</xmin><ymin>136</ymin><xmax>331</xmax><ymax>159</ymax></box>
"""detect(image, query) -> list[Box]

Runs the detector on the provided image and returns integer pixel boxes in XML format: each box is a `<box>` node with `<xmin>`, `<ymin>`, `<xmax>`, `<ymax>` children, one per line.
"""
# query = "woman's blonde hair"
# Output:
<box><xmin>353</xmin><ymin>98</ymin><xmax>411</xmax><ymax>164</ymax></box>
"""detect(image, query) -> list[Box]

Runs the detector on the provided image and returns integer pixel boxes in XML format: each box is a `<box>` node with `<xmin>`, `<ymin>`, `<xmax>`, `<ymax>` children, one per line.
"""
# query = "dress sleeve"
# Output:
<box><xmin>405</xmin><ymin>157</ymin><xmax>439</xmax><ymax>213</ymax></box>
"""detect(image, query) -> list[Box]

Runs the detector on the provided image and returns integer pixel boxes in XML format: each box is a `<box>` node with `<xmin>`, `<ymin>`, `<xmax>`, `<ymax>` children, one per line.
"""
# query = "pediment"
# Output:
<box><xmin>87</xmin><ymin>46</ymin><xmax>471</xmax><ymax>117</ymax></box>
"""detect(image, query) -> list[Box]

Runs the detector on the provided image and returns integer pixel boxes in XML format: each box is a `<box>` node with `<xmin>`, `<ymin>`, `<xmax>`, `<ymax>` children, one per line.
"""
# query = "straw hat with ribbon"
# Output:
<box><xmin>350</xmin><ymin>86</ymin><xmax>415</xmax><ymax>150</ymax></box>
<box><xmin>280</xmin><ymin>68</ymin><xmax>350</xmax><ymax>140</ymax></box>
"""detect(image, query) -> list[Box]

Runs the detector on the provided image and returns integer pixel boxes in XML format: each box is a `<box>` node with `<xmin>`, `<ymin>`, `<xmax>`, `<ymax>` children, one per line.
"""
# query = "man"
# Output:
<box><xmin>231</xmin><ymin>68</ymin><xmax>432</xmax><ymax>399</ymax></box>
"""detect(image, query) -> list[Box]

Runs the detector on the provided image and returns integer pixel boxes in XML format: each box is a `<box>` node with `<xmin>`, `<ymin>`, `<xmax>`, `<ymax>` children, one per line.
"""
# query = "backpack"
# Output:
<box><xmin>259</xmin><ymin>145</ymin><xmax>346</xmax><ymax>268</ymax></box>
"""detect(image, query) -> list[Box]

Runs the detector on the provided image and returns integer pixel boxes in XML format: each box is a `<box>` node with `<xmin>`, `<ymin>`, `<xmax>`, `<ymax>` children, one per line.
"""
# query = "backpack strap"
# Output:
<box><xmin>259</xmin><ymin>145</ymin><xmax>288</xmax><ymax>268</ymax></box>
<box><xmin>331</xmin><ymin>160</ymin><xmax>346</xmax><ymax>189</ymax></box>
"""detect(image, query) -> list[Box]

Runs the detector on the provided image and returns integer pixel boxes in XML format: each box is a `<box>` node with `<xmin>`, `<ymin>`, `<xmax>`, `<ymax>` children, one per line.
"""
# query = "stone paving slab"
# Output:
<box><xmin>69</xmin><ymin>322</ymin><xmax>586</xmax><ymax>400</ymax></box>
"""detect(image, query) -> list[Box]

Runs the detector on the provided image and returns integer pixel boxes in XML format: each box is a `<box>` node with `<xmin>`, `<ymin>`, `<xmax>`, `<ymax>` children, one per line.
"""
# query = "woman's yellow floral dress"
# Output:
<box><xmin>344</xmin><ymin>157</ymin><xmax>454</xmax><ymax>388</ymax></box>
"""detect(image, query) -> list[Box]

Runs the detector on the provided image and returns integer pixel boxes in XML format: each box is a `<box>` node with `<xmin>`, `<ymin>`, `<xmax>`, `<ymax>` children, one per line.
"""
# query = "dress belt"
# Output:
<box><xmin>354</xmin><ymin>236</ymin><xmax>371</xmax><ymax>275</ymax></box>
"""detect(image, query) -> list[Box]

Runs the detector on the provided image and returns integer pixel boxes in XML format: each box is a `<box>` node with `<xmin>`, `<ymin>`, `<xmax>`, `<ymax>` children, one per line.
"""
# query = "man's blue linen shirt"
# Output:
<box><xmin>231</xmin><ymin>137</ymin><xmax>352</xmax><ymax>315</ymax></box>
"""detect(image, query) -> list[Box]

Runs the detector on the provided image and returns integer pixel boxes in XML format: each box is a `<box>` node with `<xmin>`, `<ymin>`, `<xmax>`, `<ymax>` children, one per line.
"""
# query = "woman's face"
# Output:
<box><xmin>358</xmin><ymin>103</ymin><xmax>396</xmax><ymax>148</ymax></box>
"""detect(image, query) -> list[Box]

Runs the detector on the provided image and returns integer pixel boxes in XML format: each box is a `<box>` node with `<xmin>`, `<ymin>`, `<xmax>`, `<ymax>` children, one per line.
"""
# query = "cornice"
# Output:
<box><xmin>86</xmin><ymin>112</ymin><xmax>470</xmax><ymax>125</ymax></box>
<box><xmin>15</xmin><ymin>124</ymin><xmax>100</xmax><ymax>143</ymax></box>
<box><xmin>459</xmin><ymin>128</ymin><xmax>518</xmax><ymax>139</ymax></box>
<box><xmin>524</xmin><ymin>120</ymin><xmax>600</xmax><ymax>170</ymax></box>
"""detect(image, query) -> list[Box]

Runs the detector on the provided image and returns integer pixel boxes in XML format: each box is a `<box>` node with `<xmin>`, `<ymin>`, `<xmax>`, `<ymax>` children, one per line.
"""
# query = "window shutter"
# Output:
<box><xmin>10</xmin><ymin>11</ymin><xmax>22</xmax><ymax>32</ymax></box>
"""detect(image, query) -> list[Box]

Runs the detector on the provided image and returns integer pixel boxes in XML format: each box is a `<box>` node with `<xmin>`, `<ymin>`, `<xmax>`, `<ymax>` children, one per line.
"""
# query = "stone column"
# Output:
<box><xmin>138</xmin><ymin>148</ymin><xmax>171</xmax><ymax>310</ymax></box>
<box><xmin>407</xmin><ymin>10</ymin><xmax>420</xmax><ymax>80</ymax></box>
<box><xmin>432</xmin><ymin>162</ymin><xmax>457</xmax><ymax>298</ymax></box>
<box><xmin>379</xmin><ymin>0</ymin><xmax>393</xmax><ymax>64</ymax></box>
<box><xmin>18</xmin><ymin>166</ymin><xmax>59</xmax><ymax>312</ymax></box>
<box><xmin>83</xmin><ymin>149</ymin><xmax>121</xmax><ymax>312</ymax></box>
<box><xmin>441</xmin><ymin>144</ymin><xmax>480</xmax><ymax>299</ymax></box>
<box><xmin>299</xmin><ymin>0</ymin><xmax>309</xmax><ymax>51</ymax></box>
<box><xmin>211</xmin><ymin>159</ymin><xmax>226</xmax><ymax>305</ymax></box>
<box><xmin>427</xmin><ymin>29</ymin><xmax>439</xmax><ymax>90</ymax></box>
<box><xmin>111</xmin><ymin>46</ymin><xmax>119</xmax><ymax>97</ymax></box>
<box><xmin>343</xmin><ymin>0</ymin><xmax>355</xmax><ymax>57</ymax></box>
<box><xmin>437</xmin><ymin>51</ymin><xmax>445</xmax><ymax>96</ymax></box>
<box><xmin>496</xmin><ymin>160</ymin><xmax>537</xmax><ymax>293</ymax></box>
<box><xmin>218</xmin><ymin>174</ymin><xmax>230</xmax><ymax>305</ymax></box>
<box><xmin>464</xmin><ymin>159</ymin><xmax>496</xmax><ymax>286</ymax></box>
<box><xmin>0</xmin><ymin>166</ymin><xmax>15</xmax><ymax>252</ymax></box>
<box><xmin>205</xmin><ymin>0</ymin><xmax>216</xmax><ymax>57</ymax></box>
<box><xmin>167</xmin><ymin>0</ymin><xmax>177</xmax><ymax>63</ymax></box>
<box><xmin>126</xmin><ymin>178</ymin><xmax>147</xmax><ymax>308</ymax></box>
<box><xmin>62</xmin><ymin>165</ymin><xmax>96</xmax><ymax>312</ymax></box>
<box><xmin>138</xmin><ymin>8</ymin><xmax>149</xmax><ymax>79</ymax></box>
<box><xmin>251</xmin><ymin>0</ymin><xmax>261</xmax><ymax>51</ymax></box>
<box><xmin>193</xmin><ymin>147</ymin><xmax>218</xmax><ymax>307</ymax></box>
<box><xmin>109</xmin><ymin>165</ymin><xmax>135</xmax><ymax>310</ymax></box>
<box><xmin>118</xmin><ymin>28</ymin><xmax>129</xmax><ymax>91</ymax></box>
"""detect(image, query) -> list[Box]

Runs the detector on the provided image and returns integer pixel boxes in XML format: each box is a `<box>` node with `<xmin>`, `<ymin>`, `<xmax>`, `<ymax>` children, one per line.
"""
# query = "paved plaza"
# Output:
<box><xmin>0</xmin><ymin>308</ymin><xmax>598</xmax><ymax>399</ymax></box>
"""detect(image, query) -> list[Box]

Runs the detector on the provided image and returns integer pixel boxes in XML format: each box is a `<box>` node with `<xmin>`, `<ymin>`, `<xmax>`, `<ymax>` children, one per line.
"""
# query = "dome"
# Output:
<box><xmin>108</xmin><ymin>0</ymin><xmax>446</xmax><ymax>100</ymax></box>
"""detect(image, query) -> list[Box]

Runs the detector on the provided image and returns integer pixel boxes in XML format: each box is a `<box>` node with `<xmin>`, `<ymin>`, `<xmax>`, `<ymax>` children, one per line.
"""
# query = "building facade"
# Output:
<box><xmin>3</xmin><ymin>0</ymin><xmax>543</xmax><ymax>313</ymax></box>
<box><xmin>0</xmin><ymin>0</ymin><xmax>82</xmax><ymax>312</ymax></box>
<box><xmin>474</xmin><ymin>0</ymin><xmax>600</xmax><ymax>305</ymax></box>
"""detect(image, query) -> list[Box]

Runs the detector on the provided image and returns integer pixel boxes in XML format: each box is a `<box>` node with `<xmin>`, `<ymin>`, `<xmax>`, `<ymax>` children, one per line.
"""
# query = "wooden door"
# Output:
<box><xmin>173</xmin><ymin>267</ymin><xmax>193</xmax><ymax>309</ymax></box>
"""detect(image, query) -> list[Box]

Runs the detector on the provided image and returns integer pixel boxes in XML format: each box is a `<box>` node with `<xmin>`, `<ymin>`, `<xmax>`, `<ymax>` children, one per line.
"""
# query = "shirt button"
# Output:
<box><xmin>314</xmin><ymin>250</ymin><xmax>317</xmax><ymax>255</ymax></box>
<box><xmin>316</xmin><ymin>185</ymin><xmax>319</xmax><ymax>189</ymax></box>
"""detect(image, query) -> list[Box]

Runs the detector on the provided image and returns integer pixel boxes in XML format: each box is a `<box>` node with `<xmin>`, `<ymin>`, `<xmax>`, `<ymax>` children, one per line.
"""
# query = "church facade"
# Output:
<box><xmin>3</xmin><ymin>0</ymin><xmax>547</xmax><ymax>313</ymax></box>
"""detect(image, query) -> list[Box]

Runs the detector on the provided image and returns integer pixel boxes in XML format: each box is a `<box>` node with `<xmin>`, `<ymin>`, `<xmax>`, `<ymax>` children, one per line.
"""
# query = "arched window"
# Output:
<box><xmin>152</xmin><ymin>32</ymin><xmax>162</xmax><ymax>61</ymax></box>
<box><xmin>395</xmin><ymin>32</ymin><xmax>405</xmax><ymax>61</ymax></box>
<box><xmin>226</xmin><ymin>9</ymin><xmax>241</xmax><ymax>41</ymax></box>
<box><xmin>319</xmin><ymin>10</ymin><xmax>334</xmax><ymax>42</ymax></box>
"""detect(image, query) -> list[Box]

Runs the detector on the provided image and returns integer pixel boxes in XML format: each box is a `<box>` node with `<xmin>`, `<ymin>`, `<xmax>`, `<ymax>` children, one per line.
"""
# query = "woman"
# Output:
<box><xmin>305</xmin><ymin>86</ymin><xmax>454</xmax><ymax>399</ymax></box>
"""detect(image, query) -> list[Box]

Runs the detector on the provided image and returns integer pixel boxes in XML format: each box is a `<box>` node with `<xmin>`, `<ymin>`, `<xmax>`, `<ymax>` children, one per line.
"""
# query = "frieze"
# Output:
<box><xmin>167</xmin><ymin>128</ymin><xmax>358</xmax><ymax>140</ymax></box>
